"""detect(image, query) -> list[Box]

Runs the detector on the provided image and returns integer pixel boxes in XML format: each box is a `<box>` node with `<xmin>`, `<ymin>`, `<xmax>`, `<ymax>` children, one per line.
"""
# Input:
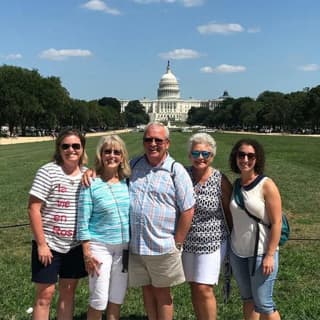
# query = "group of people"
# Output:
<box><xmin>28</xmin><ymin>122</ymin><xmax>283</xmax><ymax>320</ymax></box>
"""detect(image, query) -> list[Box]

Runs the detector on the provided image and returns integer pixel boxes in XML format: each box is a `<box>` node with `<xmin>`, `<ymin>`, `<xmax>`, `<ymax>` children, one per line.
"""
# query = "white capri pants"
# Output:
<box><xmin>182</xmin><ymin>240</ymin><xmax>227</xmax><ymax>285</ymax></box>
<box><xmin>89</xmin><ymin>241</ymin><xmax>128</xmax><ymax>310</ymax></box>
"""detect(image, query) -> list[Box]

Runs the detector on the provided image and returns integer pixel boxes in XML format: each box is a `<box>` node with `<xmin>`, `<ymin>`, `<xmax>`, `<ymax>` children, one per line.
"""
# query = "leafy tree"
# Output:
<box><xmin>186</xmin><ymin>107</ymin><xmax>211</xmax><ymax>126</ymax></box>
<box><xmin>98</xmin><ymin>97</ymin><xmax>121</xmax><ymax>113</ymax></box>
<box><xmin>257</xmin><ymin>91</ymin><xmax>290</xmax><ymax>130</ymax></box>
<box><xmin>286</xmin><ymin>91</ymin><xmax>308</xmax><ymax>130</ymax></box>
<box><xmin>0</xmin><ymin>65</ymin><xmax>43</xmax><ymax>135</ymax></box>
<box><xmin>307</xmin><ymin>85</ymin><xmax>320</xmax><ymax>130</ymax></box>
<box><xmin>38</xmin><ymin>76</ymin><xmax>71</xmax><ymax>129</ymax></box>
<box><xmin>70</xmin><ymin>99</ymin><xmax>89</xmax><ymax>131</ymax></box>
<box><xmin>124</xmin><ymin>100</ymin><xmax>149</xmax><ymax>127</ymax></box>
<box><xmin>240</xmin><ymin>100</ymin><xmax>262</xmax><ymax>130</ymax></box>
<box><xmin>87</xmin><ymin>101</ymin><xmax>104</xmax><ymax>129</ymax></box>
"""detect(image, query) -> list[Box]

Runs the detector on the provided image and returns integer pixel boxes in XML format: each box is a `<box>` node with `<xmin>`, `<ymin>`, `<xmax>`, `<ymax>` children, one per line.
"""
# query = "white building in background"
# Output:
<box><xmin>120</xmin><ymin>61</ymin><xmax>231</xmax><ymax>122</ymax></box>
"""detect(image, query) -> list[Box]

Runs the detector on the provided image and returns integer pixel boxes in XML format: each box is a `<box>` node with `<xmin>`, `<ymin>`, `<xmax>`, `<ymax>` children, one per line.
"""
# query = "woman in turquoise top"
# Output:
<box><xmin>77</xmin><ymin>135</ymin><xmax>131</xmax><ymax>320</ymax></box>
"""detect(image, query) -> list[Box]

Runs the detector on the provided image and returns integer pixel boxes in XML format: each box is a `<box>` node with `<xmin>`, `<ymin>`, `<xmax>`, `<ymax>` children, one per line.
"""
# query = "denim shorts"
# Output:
<box><xmin>230</xmin><ymin>249</ymin><xmax>279</xmax><ymax>314</ymax></box>
<box><xmin>31</xmin><ymin>241</ymin><xmax>87</xmax><ymax>284</ymax></box>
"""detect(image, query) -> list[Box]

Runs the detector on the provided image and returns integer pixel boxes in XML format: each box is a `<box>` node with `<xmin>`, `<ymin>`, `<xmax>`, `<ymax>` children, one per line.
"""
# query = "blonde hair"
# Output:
<box><xmin>94</xmin><ymin>135</ymin><xmax>131</xmax><ymax>180</ymax></box>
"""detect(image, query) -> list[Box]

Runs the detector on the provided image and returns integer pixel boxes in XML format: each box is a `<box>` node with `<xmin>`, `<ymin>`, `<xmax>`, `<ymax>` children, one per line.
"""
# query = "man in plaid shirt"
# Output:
<box><xmin>128</xmin><ymin>122</ymin><xmax>195</xmax><ymax>320</ymax></box>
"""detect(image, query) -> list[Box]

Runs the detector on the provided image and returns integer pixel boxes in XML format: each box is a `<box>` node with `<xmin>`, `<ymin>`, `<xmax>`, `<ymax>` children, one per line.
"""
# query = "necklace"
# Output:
<box><xmin>106</xmin><ymin>183</ymin><xmax>125</xmax><ymax>243</ymax></box>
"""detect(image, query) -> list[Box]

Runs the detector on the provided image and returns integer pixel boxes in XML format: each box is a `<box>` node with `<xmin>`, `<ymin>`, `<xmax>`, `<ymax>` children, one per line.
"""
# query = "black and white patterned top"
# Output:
<box><xmin>183</xmin><ymin>167</ymin><xmax>228</xmax><ymax>254</ymax></box>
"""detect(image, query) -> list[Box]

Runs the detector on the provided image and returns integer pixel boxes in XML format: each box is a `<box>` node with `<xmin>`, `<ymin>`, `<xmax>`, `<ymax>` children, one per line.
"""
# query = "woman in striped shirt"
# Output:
<box><xmin>28</xmin><ymin>128</ymin><xmax>88</xmax><ymax>320</ymax></box>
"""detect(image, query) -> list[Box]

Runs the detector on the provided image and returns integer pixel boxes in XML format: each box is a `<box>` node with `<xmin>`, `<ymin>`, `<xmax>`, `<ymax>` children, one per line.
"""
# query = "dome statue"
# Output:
<box><xmin>157</xmin><ymin>61</ymin><xmax>180</xmax><ymax>99</ymax></box>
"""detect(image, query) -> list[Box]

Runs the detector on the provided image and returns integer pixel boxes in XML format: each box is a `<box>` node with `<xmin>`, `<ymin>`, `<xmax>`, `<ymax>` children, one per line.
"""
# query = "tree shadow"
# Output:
<box><xmin>74</xmin><ymin>313</ymin><xmax>148</xmax><ymax>320</ymax></box>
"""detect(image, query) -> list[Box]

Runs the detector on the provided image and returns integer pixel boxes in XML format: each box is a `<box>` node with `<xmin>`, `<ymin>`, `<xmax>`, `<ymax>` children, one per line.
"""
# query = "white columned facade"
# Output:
<box><xmin>120</xmin><ymin>61</ymin><xmax>229</xmax><ymax>123</ymax></box>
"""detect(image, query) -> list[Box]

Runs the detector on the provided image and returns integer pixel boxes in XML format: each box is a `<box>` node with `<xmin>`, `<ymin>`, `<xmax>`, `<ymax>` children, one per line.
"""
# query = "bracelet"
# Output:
<box><xmin>175</xmin><ymin>242</ymin><xmax>183</xmax><ymax>251</ymax></box>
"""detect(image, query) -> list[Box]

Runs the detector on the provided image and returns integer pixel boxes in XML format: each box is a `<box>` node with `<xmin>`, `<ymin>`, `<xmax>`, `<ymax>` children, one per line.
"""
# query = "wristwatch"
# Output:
<box><xmin>175</xmin><ymin>242</ymin><xmax>183</xmax><ymax>251</ymax></box>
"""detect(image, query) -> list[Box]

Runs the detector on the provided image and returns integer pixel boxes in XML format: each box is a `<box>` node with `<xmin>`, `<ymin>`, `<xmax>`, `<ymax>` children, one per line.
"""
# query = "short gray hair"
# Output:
<box><xmin>188</xmin><ymin>133</ymin><xmax>217</xmax><ymax>156</ymax></box>
<box><xmin>144</xmin><ymin>121</ymin><xmax>170</xmax><ymax>139</ymax></box>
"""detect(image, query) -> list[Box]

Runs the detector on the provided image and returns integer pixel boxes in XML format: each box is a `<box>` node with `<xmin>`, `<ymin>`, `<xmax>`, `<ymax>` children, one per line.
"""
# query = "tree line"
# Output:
<box><xmin>1</xmin><ymin>65</ymin><xmax>320</xmax><ymax>136</ymax></box>
<box><xmin>0</xmin><ymin>65</ymin><xmax>149</xmax><ymax>136</ymax></box>
<box><xmin>187</xmin><ymin>87</ymin><xmax>320</xmax><ymax>133</ymax></box>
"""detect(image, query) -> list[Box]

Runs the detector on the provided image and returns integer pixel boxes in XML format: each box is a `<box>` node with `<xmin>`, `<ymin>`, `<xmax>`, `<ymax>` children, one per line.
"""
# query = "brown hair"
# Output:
<box><xmin>229</xmin><ymin>138</ymin><xmax>265</xmax><ymax>175</ymax></box>
<box><xmin>52</xmin><ymin>128</ymin><xmax>88</xmax><ymax>166</ymax></box>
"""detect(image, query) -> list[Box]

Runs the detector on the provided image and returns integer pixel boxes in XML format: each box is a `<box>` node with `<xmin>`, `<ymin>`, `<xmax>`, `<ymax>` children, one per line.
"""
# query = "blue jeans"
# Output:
<box><xmin>230</xmin><ymin>250</ymin><xmax>279</xmax><ymax>314</ymax></box>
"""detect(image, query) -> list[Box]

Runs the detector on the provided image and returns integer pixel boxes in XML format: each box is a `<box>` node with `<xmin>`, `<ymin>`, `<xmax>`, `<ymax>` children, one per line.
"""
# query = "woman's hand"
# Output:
<box><xmin>262</xmin><ymin>254</ymin><xmax>274</xmax><ymax>275</ymax></box>
<box><xmin>84</xmin><ymin>255</ymin><xmax>102</xmax><ymax>277</ymax></box>
<box><xmin>81</xmin><ymin>169</ymin><xmax>96</xmax><ymax>187</ymax></box>
<box><xmin>37</xmin><ymin>243</ymin><xmax>53</xmax><ymax>267</ymax></box>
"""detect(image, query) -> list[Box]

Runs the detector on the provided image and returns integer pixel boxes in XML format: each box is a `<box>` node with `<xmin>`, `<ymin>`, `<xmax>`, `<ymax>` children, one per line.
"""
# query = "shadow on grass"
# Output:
<box><xmin>74</xmin><ymin>314</ymin><xmax>148</xmax><ymax>320</ymax></box>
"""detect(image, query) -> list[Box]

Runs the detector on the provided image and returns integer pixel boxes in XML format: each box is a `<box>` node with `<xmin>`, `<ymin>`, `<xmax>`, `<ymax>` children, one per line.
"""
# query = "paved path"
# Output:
<box><xmin>1</xmin><ymin>129</ymin><xmax>318</xmax><ymax>146</ymax></box>
<box><xmin>0</xmin><ymin>129</ymin><xmax>133</xmax><ymax>145</ymax></box>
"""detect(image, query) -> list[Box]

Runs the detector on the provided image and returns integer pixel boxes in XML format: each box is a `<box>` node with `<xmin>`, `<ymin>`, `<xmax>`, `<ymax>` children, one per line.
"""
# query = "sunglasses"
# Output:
<box><xmin>103</xmin><ymin>149</ymin><xmax>122</xmax><ymax>156</ymax></box>
<box><xmin>237</xmin><ymin>151</ymin><xmax>256</xmax><ymax>160</ymax></box>
<box><xmin>61</xmin><ymin>143</ymin><xmax>81</xmax><ymax>150</ymax></box>
<box><xmin>143</xmin><ymin>137</ymin><xmax>166</xmax><ymax>144</ymax></box>
<box><xmin>191</xmin><ymin>150</ymin><xmax>212</xmax><ymax>159</ymax></box>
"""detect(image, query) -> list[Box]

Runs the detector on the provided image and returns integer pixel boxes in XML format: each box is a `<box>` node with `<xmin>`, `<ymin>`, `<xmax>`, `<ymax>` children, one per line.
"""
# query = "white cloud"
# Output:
<box><xmin>133</xmin><ymin>0</ymin><xmax>204</xmax><ymax>7</ymax></box>
<box><xmin>133</xmin><ymin>0</ymin><xmax>169</xmax><ymax>4</ymax></box>
<box><xmin>200</xmin><ymin>66</ymin><xmax>215</xmax><ymax>73</ymax></box>
<box><xmin>39</xmin><ymin>48</ymin><xmax>93</xmax><ymax>61</ymax></box>
<box><xmin>298</xmin><ymin>64</ymin><xmax>320</xmax><ymax>72</ymax></box>
<box><xmin>181</xmin><ymin>0</ymin><xmax>204</xmax><ymax>7</ymax></box>
<box><xmin>247</xmin><ymin>26</ymin><xmax>261</xmax><ymax>33</ymax></box>
<box><xmin>198</xmin><ymin>22</ymin><xmax>245</xmax><ymax>35</ymax></box>
<box><xmin>81</xmin><ymin>0</ymin><xmax>121</xmax><ymax>15</ymax></box>
<box><xmin>5</xmin><ymin>53</ymin><xmax>22</xmax><ymax>60</ymax></box>
<box><xmin>159</xmin><ymin>48</ymin><xmax>202</xmax><ymax>60</ymax></box>
<box><xmin>201</xmin><ymin>64</ymin><xmax>246</xmax><ymax>73</ymax></box>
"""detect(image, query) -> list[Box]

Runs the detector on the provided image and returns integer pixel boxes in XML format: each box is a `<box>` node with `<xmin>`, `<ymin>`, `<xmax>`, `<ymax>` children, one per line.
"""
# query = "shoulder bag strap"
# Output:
<box><xmin>233</xmin><ymin>178</ymin><xmax>261</xmax><ymax>275</ymax></box>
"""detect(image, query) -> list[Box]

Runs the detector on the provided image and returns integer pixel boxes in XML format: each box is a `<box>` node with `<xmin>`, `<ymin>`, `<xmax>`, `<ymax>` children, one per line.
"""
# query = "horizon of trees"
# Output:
<box><xmin>187</xmin><ymin>87</ymin><xmax>320</xmax><ymax>133</ymax></box>
<box><xmin>1</xmin><ymin>64</ymin><xmax>320</xmax><ymax>136</ymax></box>
<box><xmin>0</xmin><ymin>65</ymin><xmax>149</xmax><ymax>136</ymax></box>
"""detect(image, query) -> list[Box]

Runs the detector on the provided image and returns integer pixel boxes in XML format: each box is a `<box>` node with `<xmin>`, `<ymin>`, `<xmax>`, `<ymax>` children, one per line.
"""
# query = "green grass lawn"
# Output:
<box><xmin>0</xmin><ymin>132</ymin><xmax>319</xmax><ymax>319</ymax></box>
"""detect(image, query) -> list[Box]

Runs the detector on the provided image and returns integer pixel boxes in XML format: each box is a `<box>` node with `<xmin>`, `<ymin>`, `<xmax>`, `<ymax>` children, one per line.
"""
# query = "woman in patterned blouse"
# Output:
<box><xmin>182</xmin><ymin>133</ymin><xmax>233</xmax><ymax>320</ymax></box>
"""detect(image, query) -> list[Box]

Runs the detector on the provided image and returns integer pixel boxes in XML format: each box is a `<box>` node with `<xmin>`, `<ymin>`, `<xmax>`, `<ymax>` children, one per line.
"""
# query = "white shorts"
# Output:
<box><xmin>88</xmin><ymin>241</ymin><xmax>128</xmax><ymax>310</ymax></box>
<box><xmin>182</xmin><ymin>240</ymin><xmax>227</xmax><ymax>285</ymax></box>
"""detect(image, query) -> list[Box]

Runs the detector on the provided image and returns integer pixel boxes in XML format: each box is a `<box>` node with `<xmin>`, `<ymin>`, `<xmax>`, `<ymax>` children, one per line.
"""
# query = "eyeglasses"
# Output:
<box><xmin>103</xmin><ymin>149</ymin><xmax>122</xmax><ymax>156</ymax></box>
<box><xmin>143</xmin><ymin>137</ymin><xmax>167</xmax><ymax>144</ymax></box>
<box><xmin>191</xmin><ymin>150</ymin><xmax>212</xmax><ymax>159</ymax></box>
<box><xmin>61</xmin><ymin>143</ymin><xmax>81</xmax><ymax>150</ymax></box>
<box><xmin>237</xmin><ymin>151</ymin><xmax>256</xmax><ymax>160</ymax></box>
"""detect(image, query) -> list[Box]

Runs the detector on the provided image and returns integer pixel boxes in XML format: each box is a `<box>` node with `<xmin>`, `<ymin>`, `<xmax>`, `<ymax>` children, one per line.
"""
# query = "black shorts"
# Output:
<box><xmin>31</xmin><ymin>240</ymin><xmax>87</xmax><ymax>284</ymax></box>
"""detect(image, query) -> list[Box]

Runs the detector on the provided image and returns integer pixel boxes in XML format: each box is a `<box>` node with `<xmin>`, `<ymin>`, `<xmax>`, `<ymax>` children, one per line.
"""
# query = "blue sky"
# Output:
<box><xmin>1</xmin><ymin>0</ymin><xmax>320</xmax><ymax>101</ymax></box>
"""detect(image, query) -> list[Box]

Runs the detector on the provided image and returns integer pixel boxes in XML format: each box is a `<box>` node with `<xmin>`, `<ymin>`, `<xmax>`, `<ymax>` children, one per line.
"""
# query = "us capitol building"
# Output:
<box><xmin>120</xmin><ymin>61</ymin><xmax>231</xmax><ymax>122</ymax></box>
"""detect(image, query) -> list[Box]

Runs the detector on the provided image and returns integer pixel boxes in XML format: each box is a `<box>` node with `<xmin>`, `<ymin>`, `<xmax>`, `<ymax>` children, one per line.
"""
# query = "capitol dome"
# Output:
<box><xmin>157</xmin><ymin>61</ymin><xmax>180</xmax><ymax>99</ymax></box>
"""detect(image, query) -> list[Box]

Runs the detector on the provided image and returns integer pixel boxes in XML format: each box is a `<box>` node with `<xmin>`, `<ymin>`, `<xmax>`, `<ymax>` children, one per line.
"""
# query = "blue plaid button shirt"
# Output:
<box><xmin>129</xmin><ymin>154</ymin><xmax>195</xmax><ymax>255</ymax></box>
